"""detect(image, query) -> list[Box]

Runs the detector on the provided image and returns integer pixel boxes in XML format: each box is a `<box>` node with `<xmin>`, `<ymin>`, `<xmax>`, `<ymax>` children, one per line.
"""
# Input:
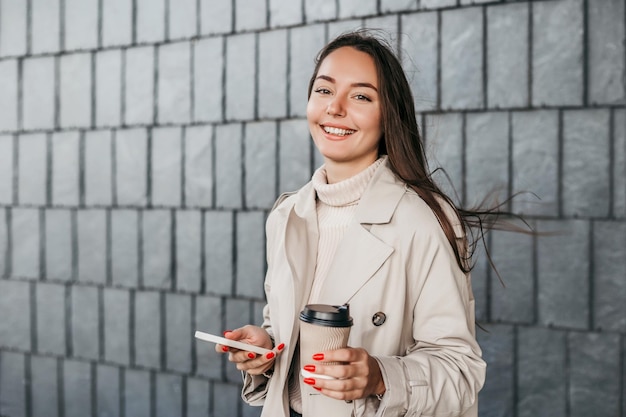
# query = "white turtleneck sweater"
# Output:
<box><xmin>289</xmin><ymin>157</ymin><xmax>385</xmax><ymax>413</ymax></box>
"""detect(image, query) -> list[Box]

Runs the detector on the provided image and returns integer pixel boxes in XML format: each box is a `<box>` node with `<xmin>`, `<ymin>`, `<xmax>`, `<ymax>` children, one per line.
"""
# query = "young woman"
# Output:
<box><xmin>217</xmin><ymin>30</ymin><xmax>485</xmax><ymax>417</ymax></box>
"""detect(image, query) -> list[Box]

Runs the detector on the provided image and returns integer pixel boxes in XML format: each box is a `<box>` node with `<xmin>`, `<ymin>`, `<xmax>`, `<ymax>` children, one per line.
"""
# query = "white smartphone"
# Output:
<box><xmin>194</xmin><ymin>330</ymin><xmax>272</xmax><ymax>356</ymax></box>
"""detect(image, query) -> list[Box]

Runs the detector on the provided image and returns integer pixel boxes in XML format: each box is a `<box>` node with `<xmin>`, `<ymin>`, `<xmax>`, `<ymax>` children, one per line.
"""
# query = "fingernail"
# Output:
<box><xmin>277</xmin><ymin>343</ymin><xmax>285</xmax><ymax>351</ymax></box>
<box><xmin>312</xmin><ymin>353</ymin><xmax>324</xmax><ymax>361</ymax></box>
<box><xmin>303</xmin><ymin>365</ymin><xmax>316</xmax><ymax>372</ymax></box>
<box><xmin>247</xmin><ymin>352</ymin><xmax>256</xmax><ymax>359</ymax></box>
<box><xmin>223</xmin><ymin>330</ymin><xmax>232</xmax><ymax>336</ymax></box>
<box><xmin>221</xmin><ymin>346</ymin><xmax>229</xmax><ymax>352</ymax></box>
<box><xmin>303</xmin><ymin>378</ymin><xmax>316</xmax><ymax>385</ymax></box>
<box><xmin>314</xmin><ymin>387</ymin><xmax>322</xmax><ymax>391</ymax></box>
<box><xmin>266</xmin><ymin>352</ymin><xmax>275</xmax><ymax>360</ymax></box>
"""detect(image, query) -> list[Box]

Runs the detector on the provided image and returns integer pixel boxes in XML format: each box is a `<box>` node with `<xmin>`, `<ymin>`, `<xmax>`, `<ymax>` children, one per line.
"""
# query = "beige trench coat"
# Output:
<box><xmin>242</xmin><ymin>161</ymin><xmax>485</xmax><ymax>417</ymax></box>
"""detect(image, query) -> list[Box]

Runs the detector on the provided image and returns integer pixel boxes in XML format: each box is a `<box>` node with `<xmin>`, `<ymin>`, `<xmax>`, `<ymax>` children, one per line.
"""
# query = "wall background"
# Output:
<box><xmin>0</xmin><ymin>0</ymin><xmax>624</xmax><ymax>416</ymax></box>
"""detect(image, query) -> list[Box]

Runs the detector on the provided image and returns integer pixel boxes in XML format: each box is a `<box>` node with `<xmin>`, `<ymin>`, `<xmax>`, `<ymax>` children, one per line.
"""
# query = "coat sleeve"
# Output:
<box><xmin>241</xmin><ymin>304</ymin><xmax>275</xmax><ymax>405</ymax></box>
<box><xmin>373</xmin><ymin>229</ymin><xmax>486</xmax><ymax>417</ymax></box>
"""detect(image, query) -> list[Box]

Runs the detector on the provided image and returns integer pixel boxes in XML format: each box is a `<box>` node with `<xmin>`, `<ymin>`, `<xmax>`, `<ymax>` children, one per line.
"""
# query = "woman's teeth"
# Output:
<box><xmin>323</xmin><ymin>126</ymin><xmax>355</xmax><ymax>136</ymax></box>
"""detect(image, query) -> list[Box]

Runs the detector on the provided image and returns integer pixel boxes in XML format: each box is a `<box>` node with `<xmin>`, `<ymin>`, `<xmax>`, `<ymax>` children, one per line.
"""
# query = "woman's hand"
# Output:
<box><xmin>301</xmin><ymin>347</ymin><xmax>386</xmax><ymax>401</ymax></box>
<box><xmin>215</xmin><ymin>325</ymin><xmax>286</xmax><ymax>376</ymax></box>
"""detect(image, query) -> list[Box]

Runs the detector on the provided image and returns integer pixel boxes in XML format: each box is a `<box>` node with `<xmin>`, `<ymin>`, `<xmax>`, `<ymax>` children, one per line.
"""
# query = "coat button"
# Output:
<box><xmin>372</xmin><ymin>312</ymin><xmax>386</xmax><ymax>326</ymax></box>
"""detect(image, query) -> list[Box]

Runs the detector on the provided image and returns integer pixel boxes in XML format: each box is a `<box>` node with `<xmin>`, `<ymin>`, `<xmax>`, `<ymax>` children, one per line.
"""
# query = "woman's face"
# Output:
<box><xmin>307</xmin><ymin>46</ymin><xmax>382</xmax><ymax>180</ymax></box>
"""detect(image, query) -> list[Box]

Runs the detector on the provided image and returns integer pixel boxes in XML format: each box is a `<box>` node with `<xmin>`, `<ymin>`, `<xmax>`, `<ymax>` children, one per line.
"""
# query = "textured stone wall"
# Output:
<box><xmin>0</xmin><ymin>0</ymin><xmax>624</xmax><ymax>416</ymax></box>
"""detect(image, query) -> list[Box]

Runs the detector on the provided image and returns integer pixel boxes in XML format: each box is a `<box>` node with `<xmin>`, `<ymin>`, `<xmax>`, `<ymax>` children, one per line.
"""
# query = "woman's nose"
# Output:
<box><xmin>326</xmin><ymin>97</ymin><xmax>345</xmax><ymax>117</ymax></box>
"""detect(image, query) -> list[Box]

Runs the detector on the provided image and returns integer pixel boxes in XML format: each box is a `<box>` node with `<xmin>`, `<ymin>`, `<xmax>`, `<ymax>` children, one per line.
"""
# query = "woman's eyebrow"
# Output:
<box><xmin>315</xmin><ymin>74</ymin><xmax>378</xmax><ymax>92</ymax></box>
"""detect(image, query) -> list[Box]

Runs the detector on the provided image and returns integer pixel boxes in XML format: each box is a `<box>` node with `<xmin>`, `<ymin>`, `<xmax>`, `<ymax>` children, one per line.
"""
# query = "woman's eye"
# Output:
<box><xmin>314</xmin><ymin>88</ymin><xmax>331</xmax><ymax>95</ymax></box>
<box><xmin>354</xmin><ymin>94</ymin><xmax>371</xmax><ymax>102</ymax></box>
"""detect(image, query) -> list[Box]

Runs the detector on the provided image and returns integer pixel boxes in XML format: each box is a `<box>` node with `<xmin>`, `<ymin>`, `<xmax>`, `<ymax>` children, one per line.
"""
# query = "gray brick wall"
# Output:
<box><xmin>0</xmin><ymin>1</ymin><xmax>624</xmax><ymax>416</ymax></box>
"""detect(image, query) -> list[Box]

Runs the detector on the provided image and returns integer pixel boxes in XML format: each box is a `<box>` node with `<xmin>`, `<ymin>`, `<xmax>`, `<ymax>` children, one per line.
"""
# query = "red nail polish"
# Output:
<box><xmin>303</xmin><ymin>365</ymin><xmax>316</xmax><ymax>372</ymax></box>
<box><xmin>277</xmin><ymin>343</ymin><xmax>285</xmax><ymax>351</ymax></box>
<box><xmin>248</xmin><ymin>352</ymin><xmax>256</xmax><ymax>359</ymax></box>
<box><xmin>223</xmin><ymin>330</ymin><xmax>232</xmax><ymax>336</ymax></box>
<box><xmin>266</xmin><ymin>352</ymin><xmax>275</xmax><ymax>360</ymax></box>
<box><xmin>312</xmin><ymin>353</ymin><xmax>324</xmax><ymax>361</ymax></box>
<box><xmin>314</xmin><ymin>387</ymin><xmax>322</xmax><ymax>391</ymax></box>
<box><xmin>222</xmin><ymin>346</ymin><xmax>229</xmax><ymax>352</ymax></box>
<box><xmin>303</xmin><ymin>378</ymin><xmax>316</xmax><ymax>385</ymax></box>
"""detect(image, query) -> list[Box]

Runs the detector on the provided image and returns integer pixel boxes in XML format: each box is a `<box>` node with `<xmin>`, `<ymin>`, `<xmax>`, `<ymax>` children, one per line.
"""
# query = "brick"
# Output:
<box><xmin>63</xmin><ymin>360</ymin><xmax>92</xmax><ymax>417</ymax></box>
<box><xmin>176</xmin><ymin>211</ymin><xmax>202</xmax><ymax>292</ymax></box>
<box><xmin>289</xmin><ymin>24</ymin><xmax>326</xmax><ymax>117</ymax></box>
<box><xmin>195</xmin><ymin>295</ymin><xmax>223</xmax><ymax>378</ymax></box>
<box><xmin>45</xmin><ymin>209</ymin><xmax>73</xmax><ymax>282</ymax></box>
<box><xmin>95</xmin><ymin>50</ymin><xmax>122</xmax><ymax>128</ymax></box>
<box><xmin>22</xmin><ymin>56</ymin><xmax>56</xmax><ymax>130</ymax></box>
<box><xmin>0</xmin><ymin>135</ymin><xmax>12</xmax><ymax>204</ymax></box>
<box><xmin>158</xmin><ymin>43</ymin><xmax>191</xmax><ymax>124</ymax></box>
<box><xmin>258</xmin><ymin>30</ymin><xmax>288</xmax><ymax>119</ymax></box>
<box><xmin>517</xmin><ymin>327</ymin><xmax>566</xmax><ymax>417</ymax></box>
<box><xmin>252</xmin><ymin>301</ymin><xmax>265</xmax><ymax>327</ymax></box>
<box><xmin>381</xmin><ymin>0</ymin><xmax>417</xmax><ymax>13</ymax></box>
<box><xmin>169</xmin><ymin>0</ymin><xmax>197</xmax><ymax>39</ymax></box>
<box><xmin>156</xmin><ymin>373</ymin><xmax>183</xmax><ymax>417</ymax></box>
<box><xmin>532</xmin><ymin>0</ymin><xmax>583</xmax><ymax>106</ymax></box>
<box><xmin>304</xmin><ymin>0</ymin><xmax>337</xmax><ymax>23</ymax></box>
<box><xmin>613</xmin><ymin>110</ymin><xmax>626</xmax><ymax>218</ymax></box>
<box><xmin>441</xmin><ymin>7</ymin><xmax>484</xmax><ymax>109</ymax></box>
<box><xmin>593</xmin><ymin>221</ymin><xmax>626</xmax><ymax>332</ymax></box>
<box><xmin>85</xmin><ymin>130</ymin><xmax>113</xmax><ymax>205</ymax></box>
<box><xmin>115</xmin><ymin>128</ymin><xmax>148</xmax><ymax>205</ymax></box>
<box><xmin>225</xmin><ymin>298</ymin><xmax>252</xmax><ymax>335</ymax></box>
<box><xmin>213</xmin><ymin>382</ymin><xmax>241</xmax><ymax>416</ymax></box>
<box><xmin>184</xmin><ymin>126</ymin><xmax>213</xmax><ymax>207</ymax></box>
<box><xmin>12</xmin><ymin>208</ymin><xmax>40</xmax><ymax>279</ymax></box>
<box><xmin>136</xmin><ymin>0</ymin><xmax>165</xmax><ymax>43</ymax></box>
<box><xmin>0</xmin><ymin>351</ymin><xmax>26</xmax><ymax>417</ymax></box>
<box><xmin>269</xmin><ymin>0</ymin><xmax>303</xmax><ymax>27</ymax></box>
<box><xmin>420</xmin><ymin>0</ymin><xmax>455</xmax><ymax>8</ymax></box>
<box><xmin>588</xmin><ymin>0</ymin><xmax>625</xmax><ymax>105</ymax></box>
<box><xmin>0</xmin><ymin>208</ymin><xmax>6</xmax><ymax>276</ymax></box>
<box><xmin>401</xmin><ymin>12</ymin><xmax>438</xmax><ymax>111</ymax></box>
<box><xmin>64</xmin><ymin>0</ymin><xmax>98</xmax><ymax>50</ymax></box>
<box><xmin>465</xmin><ymin>112</ymin><xmax>509</xmax><ymax>207</ymax></box>
<box><xmin>569</xmin><ymin>332</ymin><xmax>621</xmax><ymax>417</ymax></box>
<box><xmin>102</xmin><ymin>0</ymin><xmax>132</xmax><ymax>47</ymax></box>
<box><xmin>31</xmin><ymin>355</ymin><xmax>59</xmax><ymax>417</ymax></box>
<box><xmin>236</xmin><ymin>211</ymin><xmax>266</xmax><ymax>299</ymax></box>
<box><xmin>142</xmin><ymin>210</ymin><xmax>172</xmax><ymax>289</ymax></box>
<box><xmin>476</xmin><ymin>325</ymin><xmax>514</xmax><ymax>417</ymax></box>
<box><xmin>338</xmin><ymin>0</ymin><xmax>377</xmax><ymax>18</ymax></box>
<box><xmin>327</xmin><ymin>19</ymin><xmax>365</xmax><ymax>44</ymax></box>
<box><xmin>165</xmin><ymin>294</ymin><xmax>192</xmax><ymax>372</ymax></box>
<box><xmin>77</xmin><ymin>210</ymin><xmax>107</xmax><ymax>284</ymax></box>
<box><xmin>424</xmin><ymin>113</ymin><xmax>463</xmax><ymax>205</ymax></box>
<box><xmin>512</xmin><ymin>110</ymin><xmax>559</xmax><ymax>216</ymax></box>
<box><xmin>31</xmin><ymin>0</ymin><xmax>61</xmax><ymax>54</ymax></box>
<box><xmin>134</xmin><ymin>290</ymin><xmax>161</xmax><ymax>368</ymax></box>
<box><xmin>187</xmin><ymin>378</ymin><xmax>210</xmax><ymax>417</ymax></box>
<box><xmin>124</xmin><ymin>368</ymin><xmax>151</xmax><ymax>417</ymax></box>
<box><xmin>487</xmin><ymin>3</ymin><xmax>529</xmax><ymax>108</ymax></box>
<box><xmin>36</xmin><ymin>282</ymin><xmax>66</xmax><ymax>355</ymax></box>
<box><xmin>204</xmin><ymin>211</ymin><xmax>234</xmax><ymax>296</ymax></box>
<box><xmin>364</xmin><ymin>16</ymin><xmax>398</xmax><ymax>41</ymax></box>
<box><xmin>490</xmin><ymin>226</ymin><xmax>534</xmax><ymax>323</ymax></box>
<box><xmin>279</xmin><ymin>119</ymin><xmax>311</xmax><ymax>193</ymax></box>
<box><xmin>193</xmin><ymin>37</ymin><xmax>224</xmax><ymax>123</ymax></box>
<box><xmin>151</xmin><ymin>127</ymin><xmax>182</xmax><ymax>207</ymax></box>
<box><xmin>0</xmin><ymin>0</ymin><xmax>26</xmax><ymax>57</ymax></box>
<box><xmin>244</xmin><ymin>121</ymin><xmax>278</xmax><ymax>208</ymax></box>
<box><xmin>0</xmin><ymin>280</ymin><xmax>31</xmax><ymax>350</ymax></box>
<box><xmin>0</xmin><ymin>60</ymin><xmax>18</xmax><ymax>131</ymax></box>
<box><xmin>225</xmin><ymin>33</ymin><xmax>256</xmax><ymax>121</ymax></box>
<box><xmin>18</xmin><ymin>133</ymin><xmax>47</xmax><ymax>205</ymax></box>
<box><xmin>111</xmin><ymin>210</ymin><xmax>139</xmax><ymax>287</ymax></box>
<box><xmin>243</xmin><ymin>404</ymin><xmax>263</xmax><ymax>417</ymax></box>
<box><xmin>52</xmin><ymin>131</ymin><xmax>80</xmax><ymax>205</ymax></box>
<box><xmin>124</xmin><ymin>46</ymin><xmax>155</xmax><ymax>125</ymax></box>
<box><xmin>60</xmin><ymin>53</ymin><xmax>92</xmax><ymax>128</ymax></box>
<box><xmin>104</xmin><ymin>288</ymin><xmax>130</xmax><ymax>365</ymax></box>
<box><xmin>537</xmin><ymin>220</ymin><xmax>589</xmax><ymax>329</ymax></box>
<box><xmin>71</xmin><ymin>285</ymin><xmax>100</xmax><ymax>359</ymax></box>
<box><xmin>200</xmin><ymin>0</ymin><xmax>232</xmax><ymax>34</ymax></box>
<box><xmin>215</xmin><ymin>124</ymin><xmax>243</xmax><ymax>208</ymax></box>
<box><xmin>563</xmin><ymin>110</ymin><xmax>611</xmax><ymax>217</ymax></box>
<box><xmin>235</xmin><ymin>0</ymin><xmax>267</xmax><ymax>31</ymax></box>
<box><xmin>96</xmin><ymin>364</ymin><xmax>120</xmax><ymax>416</ymax></box>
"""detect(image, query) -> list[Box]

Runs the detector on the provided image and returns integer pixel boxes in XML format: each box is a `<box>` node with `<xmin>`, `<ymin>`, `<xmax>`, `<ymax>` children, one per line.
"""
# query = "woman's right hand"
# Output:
<box><xmin>216</xmin><ymin>325</ymin><xmax>285</xmax><ymax>376</ymax></box>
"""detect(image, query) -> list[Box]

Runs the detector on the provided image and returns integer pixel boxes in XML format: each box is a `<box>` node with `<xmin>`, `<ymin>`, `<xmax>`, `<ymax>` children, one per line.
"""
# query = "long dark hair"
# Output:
<box><xmin>308</xmin><ymin>30</ymin><xmax>507</xmax><ymax>273</ymax></box>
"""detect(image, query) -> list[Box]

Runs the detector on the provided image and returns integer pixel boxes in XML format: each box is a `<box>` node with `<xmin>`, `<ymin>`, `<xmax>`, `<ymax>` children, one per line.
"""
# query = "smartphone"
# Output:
<box><xmin>194</xmin><ymin>330</ymin><xmax>272</xmax><ymax>356</ymax></box>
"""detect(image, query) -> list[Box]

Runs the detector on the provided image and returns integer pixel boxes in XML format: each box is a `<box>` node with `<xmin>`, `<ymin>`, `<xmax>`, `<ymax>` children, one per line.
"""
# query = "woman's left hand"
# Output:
<box><xmin>302</xmin><ymin>347</ymin><xmax>386</xmax><ymax>401</ymax></box>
